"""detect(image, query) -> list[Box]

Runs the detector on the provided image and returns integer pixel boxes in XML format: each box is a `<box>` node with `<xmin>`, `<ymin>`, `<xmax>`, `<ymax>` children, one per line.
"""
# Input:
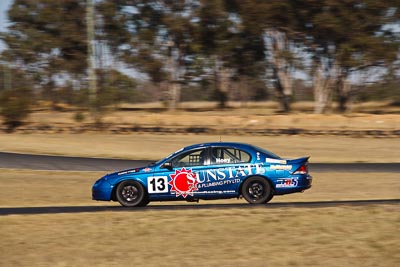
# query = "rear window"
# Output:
<box><xmin>250</xmin><ymin>145</ymin><xmax>281</xmax><ymax>159</ymax></box>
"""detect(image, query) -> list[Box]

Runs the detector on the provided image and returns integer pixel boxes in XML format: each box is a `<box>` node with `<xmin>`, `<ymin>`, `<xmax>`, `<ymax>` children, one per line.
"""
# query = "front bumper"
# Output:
<box><xmin>92</xmin><ymin>178</ymin><xmax>113</xmax><ymax>201</ymax></box>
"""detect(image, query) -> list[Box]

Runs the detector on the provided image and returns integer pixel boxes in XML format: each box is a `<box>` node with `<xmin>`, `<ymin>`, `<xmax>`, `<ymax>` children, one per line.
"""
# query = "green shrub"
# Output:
<box><xmin>0</xmin><ymin>88</ymin><xmax>32</xmax><ymax>131</ymax></box>
<box><xmin>73</xmin><ymin>111</ymin><xmax>86</xmax><ymax>123</ymax></box>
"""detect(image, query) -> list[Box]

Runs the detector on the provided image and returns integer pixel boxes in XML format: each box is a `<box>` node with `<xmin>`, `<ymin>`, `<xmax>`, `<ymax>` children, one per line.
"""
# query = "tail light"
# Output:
<box><xmin>292</xmin><ymin>164</ymin><xmax>308</xmax><ymax>174</ymax></box>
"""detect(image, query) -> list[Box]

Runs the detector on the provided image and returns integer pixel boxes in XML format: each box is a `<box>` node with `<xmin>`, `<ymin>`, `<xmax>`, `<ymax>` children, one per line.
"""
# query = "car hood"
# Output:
<box><xmin>104</xmin><ymin>166</ymin><xmax>154</xmax><ymax>179</ymax></box>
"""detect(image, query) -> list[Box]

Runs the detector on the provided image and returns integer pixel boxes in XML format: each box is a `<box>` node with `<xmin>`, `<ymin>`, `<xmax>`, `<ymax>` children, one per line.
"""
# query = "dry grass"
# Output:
<box><xmin>2</xmin><ymin>101</ymin><xmax>399</xmax><ymax>162</ymax></box>
<box><xmin>7</xmin><ymin>101</ymin><xmax>397</xmax><ymax>137</ymax></box>
<box><xmin>2</xmin><ymin>101</ymin><xmax>399</xmax><ymax>163</ymax></box>
<box><xmin>0</xmin><ymin>170</ymin><xmax>104</xmax><ymax>207</ymax></box>
<box><xmin>1</xmin><ymin>206</ymin><xmax>399</xmax><ymax>267</ymax></box>
<box><xmin>27</xmin><ymin>103</ymin><xmax>400</xmax><ymax>131</ymax></box>
<box><xmin>0</xmin><ymin>133</ymin><xmax>399</xmax><ymax>163</ymax></box>
<box><xmin>1</xmin><ymin>169</ymin><xmax>399</xmax><ymax>267</ymax></box>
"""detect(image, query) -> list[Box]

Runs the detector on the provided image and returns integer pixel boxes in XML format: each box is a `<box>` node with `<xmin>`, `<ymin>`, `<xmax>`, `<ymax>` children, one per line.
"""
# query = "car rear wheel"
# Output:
<box><xmin>116</xmin><ymin>180</ymin><xmax>148</xmax><ymax>207</ymax></box>
<box><xmin>242</xmin><ymin>176</ymin><xmax>272</xmax><ymax>204</ymax></box>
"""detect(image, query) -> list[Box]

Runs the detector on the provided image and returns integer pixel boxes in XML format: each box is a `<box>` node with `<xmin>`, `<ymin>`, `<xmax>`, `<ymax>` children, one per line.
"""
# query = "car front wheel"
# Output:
<box><xmin>242</xmin><ymin>176</ymin><xmax>272</xmax><ymax>204</ymax></box>
<box><xmin>116</xmin><ymin>180</ymin><xmax>148</xmax><ymax>207</ymax></box>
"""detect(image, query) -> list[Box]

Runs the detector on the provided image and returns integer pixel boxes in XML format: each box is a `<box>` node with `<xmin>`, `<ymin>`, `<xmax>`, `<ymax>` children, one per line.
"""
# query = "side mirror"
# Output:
<box><xmin>161</xmin><ymin>162</ymin><xmax>173</xmax><ymax>170</ymax></box>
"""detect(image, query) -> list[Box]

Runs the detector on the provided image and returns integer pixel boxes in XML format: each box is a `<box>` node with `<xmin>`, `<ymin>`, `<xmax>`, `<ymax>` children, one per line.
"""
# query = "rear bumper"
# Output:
<box><xmin>274</xmin><ymin>174</ymin><xmax>312</xmax><ymax>194</ymax></box>
<box><xmin>305</xmin><ymin>174</ymin><xmax>312</xmax><ymax>189</ymax></box>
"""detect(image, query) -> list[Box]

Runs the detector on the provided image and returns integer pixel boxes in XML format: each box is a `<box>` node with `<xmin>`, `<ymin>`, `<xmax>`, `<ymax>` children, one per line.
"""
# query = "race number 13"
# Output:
<box><xmin>148</xmin><ymin>176</ymin><xmax>169</xmax><ymax>193</ymax></box>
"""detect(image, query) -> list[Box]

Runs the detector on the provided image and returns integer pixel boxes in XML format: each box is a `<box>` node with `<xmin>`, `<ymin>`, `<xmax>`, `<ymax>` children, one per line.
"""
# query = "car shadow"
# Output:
<box><xmin>1</xmin><ymin>199</ymin><xmax>399</xmax><ymax>216</ymax></box>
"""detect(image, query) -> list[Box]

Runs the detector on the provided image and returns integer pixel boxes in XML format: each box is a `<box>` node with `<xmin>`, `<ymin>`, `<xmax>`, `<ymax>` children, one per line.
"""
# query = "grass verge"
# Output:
<box><xmin>1</xmin><ymin>206</ymin><xmax>399</xmax><ymax>267</ymax></box>
<box><xmin>1</xmin><ymin>133</ymin><xmax>400</xmax><ymax>163</ymax></box>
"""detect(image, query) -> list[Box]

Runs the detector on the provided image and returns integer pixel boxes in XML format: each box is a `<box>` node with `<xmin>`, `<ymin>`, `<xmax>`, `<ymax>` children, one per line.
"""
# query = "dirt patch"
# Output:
<box><xmin>2</xmin><ymin>102</ymin><xmax>400</xmax><ymax>136</ymax></box>
<box><xmin>2</xmin><ymin>113</ymin><xmax>400</xmax><ymax>137</ymax></box>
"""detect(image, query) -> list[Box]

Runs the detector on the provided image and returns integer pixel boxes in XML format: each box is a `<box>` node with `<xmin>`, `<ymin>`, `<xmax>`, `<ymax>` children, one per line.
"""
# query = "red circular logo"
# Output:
<box><xmin>169</xmin><ymin>168</ymin><xmax>199</xmax><ymax>198</ymax></box>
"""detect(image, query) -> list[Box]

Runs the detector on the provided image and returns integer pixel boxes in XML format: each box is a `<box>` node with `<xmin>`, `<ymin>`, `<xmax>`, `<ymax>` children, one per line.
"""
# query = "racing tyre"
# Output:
<box><xmin>116</xmin><ymin>180</ymin><xmax>148</xmax><ymax>207</ymax></box>
<box><xmin>242</xmin><ymin>176</ymin><xmax>272</xmax><ymax>204</ymax></box>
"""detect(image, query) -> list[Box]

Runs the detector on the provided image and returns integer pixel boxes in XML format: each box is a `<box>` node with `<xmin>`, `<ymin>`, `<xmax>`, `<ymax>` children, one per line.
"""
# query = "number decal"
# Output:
<box><xmin>148</xmin><ymin>176</ymin><xmax>169</xmax><ymax>193</ymax></box>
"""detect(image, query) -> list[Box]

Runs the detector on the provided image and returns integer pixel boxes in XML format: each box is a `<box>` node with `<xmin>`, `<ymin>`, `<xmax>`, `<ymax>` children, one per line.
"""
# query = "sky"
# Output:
<box><xmin>0</xmin><ymin>0</ymin><xmax>13</xmax><ymax>51</ymax></box>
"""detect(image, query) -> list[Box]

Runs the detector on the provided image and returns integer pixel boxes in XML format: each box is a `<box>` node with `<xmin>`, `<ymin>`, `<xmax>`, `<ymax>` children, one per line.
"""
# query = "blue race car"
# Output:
<box><xmin>92</xmin><ymin>142</ymin><xmax>312</xmax><ymax>207</ymax></box>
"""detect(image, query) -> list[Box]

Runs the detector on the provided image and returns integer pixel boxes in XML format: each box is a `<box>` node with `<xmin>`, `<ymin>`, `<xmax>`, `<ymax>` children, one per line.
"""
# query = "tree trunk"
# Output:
<box><xmin>265</xmin><ymin>30</ymin><xmax>293</xmax><ymax>113</ymax></box>
<box><xmin>313</xmin><ymin>64</ymin><xmax>333</xmax><ymax>114</ymax></box>
<box><xmin>166</xmin><ymin>41</ymin><xmax>183</xmax><ymax>110</ymax></box>
<box><xmin>335</xmin><ymin>71</ymin><xmax>351</xmax><ymax>113</ymax></box>
<box><xmin>169</xmin><ymin>81</ymin><xmax>181</xmax><ymax>110</ymax></box>
<box><xmin>273</xmin><ymin>67</ymin><xmax>291</xmax><ymax>113</ymax></box>
<box><xmin>214</xmin><ymin>57</ymin><xmax>230</xmax><ymax>109</ymax></box>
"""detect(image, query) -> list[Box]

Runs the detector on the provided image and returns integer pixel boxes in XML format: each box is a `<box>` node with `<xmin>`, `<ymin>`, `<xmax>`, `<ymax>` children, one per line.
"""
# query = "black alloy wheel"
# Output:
<box><xmin>242</xmin><ymin>176</ymin><xmax>272</xmax><ymax>204</ymax></box>
<box><xmin>116</xmin><ymin>180</ymin><xmax>148</xmax><ymax>207</ymax></box>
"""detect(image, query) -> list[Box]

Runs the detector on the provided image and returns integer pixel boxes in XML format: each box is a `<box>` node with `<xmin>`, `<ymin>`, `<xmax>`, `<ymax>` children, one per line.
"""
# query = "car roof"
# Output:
<box><xmin>179</xmin><ymin>142</ymin><xmax>282</xmax><ymax>160</ymax></box>
<box><xmin>183</xmin><ymin>142</ymin><xmax>253</xmax><ymax>151</ymax></box>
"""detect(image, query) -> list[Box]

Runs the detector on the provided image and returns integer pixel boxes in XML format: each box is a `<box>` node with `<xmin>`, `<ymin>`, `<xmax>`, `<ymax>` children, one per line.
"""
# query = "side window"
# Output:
<box><xmin>170</xmin><ymin>148</ymin><xmax>206</xmax><ymax>167</ymax></box>
<box><xmin>211</xmin><ymin>147</ymin><xmax>251</xmax><ymax>164</ymax></box>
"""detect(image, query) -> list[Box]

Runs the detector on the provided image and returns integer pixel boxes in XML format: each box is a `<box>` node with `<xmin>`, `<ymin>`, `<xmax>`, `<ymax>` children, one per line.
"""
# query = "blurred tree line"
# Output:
<box><xmin>0</xmin><ymin>0</ymin><xmax>399</xmax><ymax>128</ymax></box>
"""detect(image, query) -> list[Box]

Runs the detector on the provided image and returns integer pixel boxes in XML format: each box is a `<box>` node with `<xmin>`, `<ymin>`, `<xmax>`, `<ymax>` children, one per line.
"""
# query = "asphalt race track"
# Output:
<box><xmin>1</xmin><ymin>151</ymin><xmax>400</xmax><ymax>172</ymax></box>
<box><xmin>1</xmin><ymin>151</ymin><xmax>399</xmax><ymax>215</ymax></box>
<box><xmin>1</xmin><ymin>199</ymin><xmax>399</xmax><ymax>216</ymax></box>
<box><xmin>0</xmin><ymin>152</ymin><xmax>150</xmax><ymax>171</ymax></box>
